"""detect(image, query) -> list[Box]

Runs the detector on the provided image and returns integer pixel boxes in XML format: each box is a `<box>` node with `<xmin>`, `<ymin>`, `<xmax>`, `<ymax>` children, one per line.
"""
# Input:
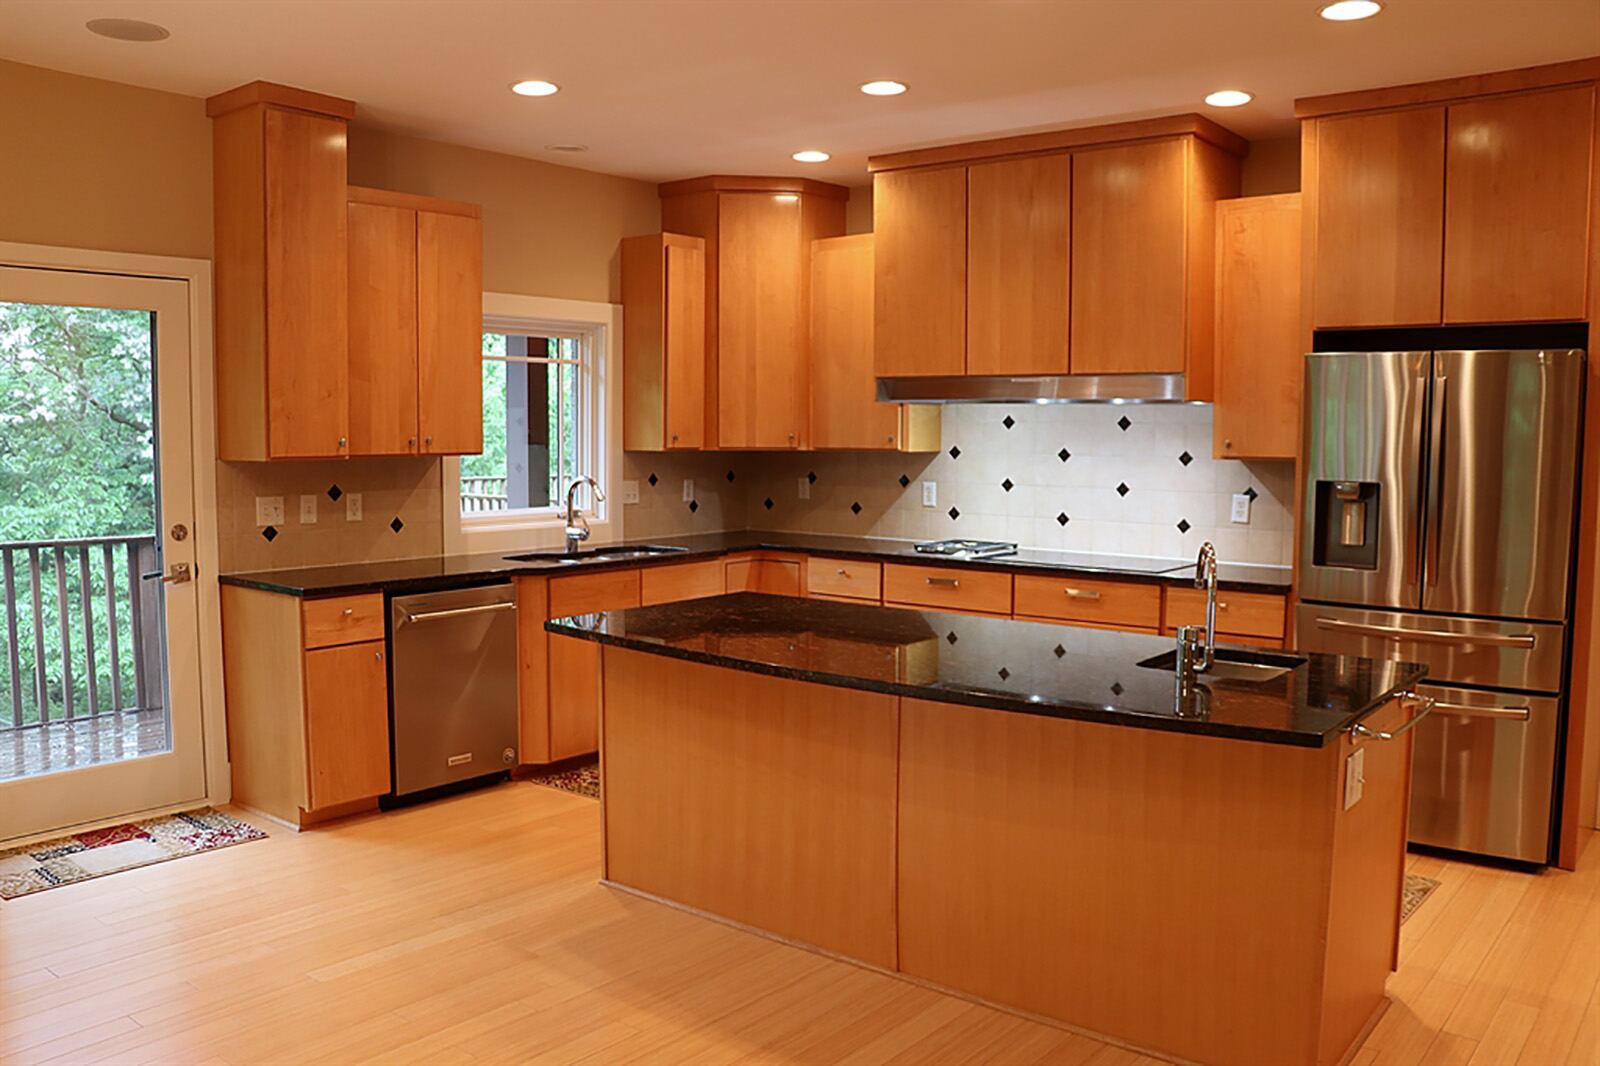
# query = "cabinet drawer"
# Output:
<box><xmin>548</xmin><ymin>568</ymin><xmax>642</xmax><ymax>618</ymax></box>
<box><xmin>806</xmin><ymin>558</ymin><xmax>882</xmax><ymax>602</ymax></box>
<box><xmin>883</xmin><ymin>564</ymin><xmax>1012</xmax><ymax>616</ymax></box>
<box><xmin>302</xmin><ymin>594</ymin><xmax>385</xmax><ymax>649</ymax></box>
<box><xmin>1164</xmin><ymin>587</ymin><xmax>1286</xmax><ymax>639</ymax></box>
<box><xmin>1013</xmin><ymin>575</ymin><xmax>1161</xmax><ymax>630</ymax></box>
<box><xmin>724</xmin><ymin>556</ymin><xmax>804</xmax><ymax>596</ymax></box>
<box><xmin>641</xmin><ymin>560</ymin><xmax>725</xmax><ymax>605</ymax></box>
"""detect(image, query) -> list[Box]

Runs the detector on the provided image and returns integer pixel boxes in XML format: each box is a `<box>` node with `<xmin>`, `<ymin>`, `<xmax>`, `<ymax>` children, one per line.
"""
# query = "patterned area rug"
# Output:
<box><xmin>1402</xmin><ymin>873</ymin><xmax>1441</xmax><ymax>923</ymax></box>
<box><xmin>0</xmin><ymin>808</ymin><xmax>266</xmax><ymax>900</ymax></box>
<box><xmin>527</xmin><ymin>759</ymin><xmax>600</xmax><ymax>800</ymax></box>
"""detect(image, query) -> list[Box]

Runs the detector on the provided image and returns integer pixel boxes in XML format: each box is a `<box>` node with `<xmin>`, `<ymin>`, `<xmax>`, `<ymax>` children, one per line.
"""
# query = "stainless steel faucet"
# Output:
<box><xmin>1195</xmin><ymin>540</ymin><xmax>1218</xmax><ymax>673</ymax></box>
<box><xmin>564</xmin><ymin>475</ymin><xmax>605</xmax><ymax>554</ymax></box>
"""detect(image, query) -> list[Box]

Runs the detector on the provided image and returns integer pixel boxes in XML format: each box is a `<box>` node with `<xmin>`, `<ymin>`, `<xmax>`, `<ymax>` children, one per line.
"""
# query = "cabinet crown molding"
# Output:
<box><xmin>1294</xmin><ymin>56</ymin><xmax>1600</xmax><ymax>119</ymax></box>
<box><xmin>205</xmin><ymin>80</ymin><xmax>358</xmax><ymax>120</ymax></box>
<box><xmin>658</xmin><ymin>174</ymin><xmax>851</xmax><ymax>201</ymax></box>
<box><xmin>866</xmin><ymin>113</ymin><xmax>1246</xmax><ymax>174</ymax></box>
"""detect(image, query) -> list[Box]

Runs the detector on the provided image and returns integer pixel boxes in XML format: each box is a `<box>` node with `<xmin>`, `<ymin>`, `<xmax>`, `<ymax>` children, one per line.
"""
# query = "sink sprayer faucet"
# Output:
<box><xmin>564</xmin><ymin>476</ymin><xmax>606</xmax><ymax>554</ymax></box>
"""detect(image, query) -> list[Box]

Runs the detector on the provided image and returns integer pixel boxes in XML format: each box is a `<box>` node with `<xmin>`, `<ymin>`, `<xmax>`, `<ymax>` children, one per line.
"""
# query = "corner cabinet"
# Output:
<box><xmin>347</xmin><ymin>186</ymin><xmax>484</xmax><ymax>456</ymax></box>
<box><xmin>621</xmin><ymin>233</ymin><xmax>706</xmax><ymax>451</ymax></box>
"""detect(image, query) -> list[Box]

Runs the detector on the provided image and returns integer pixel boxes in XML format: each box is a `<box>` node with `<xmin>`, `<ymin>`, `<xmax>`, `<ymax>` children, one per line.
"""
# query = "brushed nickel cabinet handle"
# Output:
<box><xmin>836</xmin><ymin>568</ymin><xmax>849</xmax><ymax>577</ymax></box>
<box><xmin>926</xmin><ymin>577</ymin><xmax>960</xmax><ymax>588</ymax></box>
<box><xmin>1064</xmin><ymin>588</ymin><xmax>1101</xmax><ymax>600</ymax></box>
<box><xmin>342</xmin><ymin>608</ymin><xmax>354</xmax><ymax>617</ymax></box>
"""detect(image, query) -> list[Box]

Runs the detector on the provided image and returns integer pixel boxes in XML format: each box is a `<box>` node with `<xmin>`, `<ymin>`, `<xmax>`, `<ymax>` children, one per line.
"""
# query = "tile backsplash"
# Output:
<box><xmin>620</xmin><ymin>452</ymin><xmax>745</xmax><ymax>539</ymax></box>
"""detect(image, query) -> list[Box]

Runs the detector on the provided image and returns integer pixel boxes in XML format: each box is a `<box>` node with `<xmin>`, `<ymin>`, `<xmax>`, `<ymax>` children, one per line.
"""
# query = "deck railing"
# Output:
<box><xmin>461</xmin><ymin>475</ymin><xmax>510</xmax><ymax>513</ymax></box>
<box><xmin>0</xmin><ymin>534</ymin><xmax>163</xmax><ymax>733</ymax></box>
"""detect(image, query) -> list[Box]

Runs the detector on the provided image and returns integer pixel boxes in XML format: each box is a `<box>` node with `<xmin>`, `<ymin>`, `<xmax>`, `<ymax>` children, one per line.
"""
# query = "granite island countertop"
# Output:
<box><xmin>546</xmin><ymin>592</ymin><xmax>1426</xmax><ymax>748</ymax></box>
<box><xmin>219</xmin><ymin>529</ymin><xmax>1292</xmax><ymax>598</ymax></box>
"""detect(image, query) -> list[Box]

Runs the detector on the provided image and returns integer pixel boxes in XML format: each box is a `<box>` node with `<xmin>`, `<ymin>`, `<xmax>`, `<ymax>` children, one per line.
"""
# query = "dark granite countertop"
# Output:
<box><xmin>218</xmin><ymin>530</ymin><xmax>1292</xmax><ymax>598</ymax></box>
<box><xmin>546</xmin><ymin>593</ymin><xmax>1426</xmax><ymax>748</ymax></box>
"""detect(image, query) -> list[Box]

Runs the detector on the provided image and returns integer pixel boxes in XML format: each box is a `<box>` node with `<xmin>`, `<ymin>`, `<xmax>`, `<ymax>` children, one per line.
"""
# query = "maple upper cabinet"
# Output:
<box><xmin>874</xmin><ymin>166</ymin><xmax>967</xmax><ymax>378</ymax></box>
<box><xmin>810</xmin><ymin>235</ymin><xmax>940</xmax><ymax>451</ymax></box>
<box><xmin>660</xmin><ymin>176</ymin><xmax>848</xmax><ymax>449</ymax></box>
<box><xmin>967</xmin><ymin>154</ymin><xmax>1072</xmax><ymax>376</ymax></box>
<box><xmin>622</xmin><ymin>233</ymin><xmax>706</xmax><ymax>451</ymax></box>
<box><xmin>208</xmin><ymin>82</ymin><xmax>356</xmax><ymax>461</ymax></box>
<box><xmin>347</xmin><ymin>186</ymin><xmax>484</xmax><ymax>456</ymax></box>
<box><xmin>1213</xmin><ymin>194</ymin><xmax>1302</xmax><ymax>460</ymax></box>
<box><xmin>1442</xmin><ymin>85</ymin><xmax>1594</xmax><ymax>324</ymax></box>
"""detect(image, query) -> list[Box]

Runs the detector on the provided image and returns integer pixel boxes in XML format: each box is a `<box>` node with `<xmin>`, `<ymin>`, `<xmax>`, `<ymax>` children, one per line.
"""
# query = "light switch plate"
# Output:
<box><xmin>922</xmin><ymin>481</ymin><xmax>938</xmax><ymax>508</ymax></box>
<box><xmin>299</xmin><ymin>495</ymin><xmax>318</xmax><ymax>524</ymax></box>
<box><xmin>682</xmin><ymin>479</ymin><xmax>694</xmax><ymax>503</ymax></box>
<box><xmin>254</xmin><ymin>496</ymin><xmax>285</xmax><ymax>527</ymax></box>
<box><xmin>797</xmin><ymin>477</ymin><xmax>811</xmax><ymax>500</ymax></box>
<box><xmin>620</xmin><ymin>479</ymin><xmax>640</xmax><ymax>505</ymax></box>
<box><xmin>1231</xmin><ymin>493</ymin><xmax>1252</xmax><ymax>524</ymax></box>
<box><xmin>345</xmin><ymin>493</ymin><xmax>363</xmax><ymax>522</ymax></box>
<box><xmin>1344</xmin><ymin>747</ymin><xmax>1366</xmax><ymax>810</ymax></box>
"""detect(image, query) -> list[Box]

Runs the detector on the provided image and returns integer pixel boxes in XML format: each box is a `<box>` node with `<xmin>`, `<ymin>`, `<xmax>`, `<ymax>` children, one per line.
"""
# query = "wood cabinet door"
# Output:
<box><xmin>1443</xmin><ymin>86</ymin><xmax>1594</xmax><ymax>323</ymax></box>
<box><xmin>1214</xmin><ymin>194</ymin><xmax>1302</xmax><ymax>460</ymax></box>
<box><xmin>664</xmin><ymin>238</ymin><xmax>707</xmax><ymax>449</ymax></box>
<box><xmin>547</xmin><ymin>636</ymin><xmax>601</xmax><ymax>760</ymax></box>
<box><xmin>718</xmin><ymin>193</ymin><xmax>807</xmax><ymax>448</ymax></box>
<box><xmin>967</xmin><ymin>154</ymin><xmax>1071</xmax><ymax>376</ymax></box>
<box><xmin>417</xmin><ymin>210</ymin><xmax>484</xmax><ymax>455</ymax></box>
<box><xmin>303</xmin><ymin>640</ymin><xmax>391</xmax><ymax>810</ymax></box>
<box><xmin>811</xmin><ymin>235</ymin><xmax>901</xmax><ymax>449</ymax></box>
<box><xmin>264</xmin><ymin>107</ymin><xmax>349</xmax><ymax>458</ymax></box>
<box><xmin>347</xmin><ymin>200</ymin><xmax>419</xmax><ymax>455</ymax></box>
<box><xmin>873</xmin><ymin>166</ymin><xmax>967</xmax><ymax>377</ymax></box>
<box><xmin>1311</xmin><ymin>107</ymin><xmax>1446</xmax><ymax>327</ymax></box>
<box><xmin>1071</xmin><ymin>139</ymin><xmax>1187</xmax><ymax>374</ymax></box>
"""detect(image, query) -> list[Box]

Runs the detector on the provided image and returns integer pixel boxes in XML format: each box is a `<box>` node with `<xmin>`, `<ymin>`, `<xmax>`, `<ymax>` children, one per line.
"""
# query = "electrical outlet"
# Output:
<box><xmin>1231</xmin><ymin>493</ymin><xmax>1252</xmax><ymax>524</ymax></box>
<box><xmin>299</xmin><ymin>495</ymin><xmax>318</xmax><ymax>524</ymax></box>
<box><xmin>620</xmin><ymin>479</ymin><xmax>640</xmax><ymax>505</ymax></box>
<box><xmin>681</xmin><ymin>479</ymin><xmax>694</xmax><ymax>503</ymax></box>
<box><xmin>797</xmin><ymin>477</ymin><xmax>811</xmax><ymax>500</ymax></box>
<box><xmin>1344</xmin><ymin>747</ymin><xmax>1366</xmax><ymax>810</ymax></box>
<box><xmin>254</xmin><ymin>496</ymin><xmax>285</xmax><ymax>526</ymax></box>
<box><xmin>922</xmin><ymin>481</ymin><xmax>938</xmax><ymax>508</ymax></box>
<box><xmin>345</xmin><ymin>493</ymin><xmax>363</xmax><ymax>522</ymax></box>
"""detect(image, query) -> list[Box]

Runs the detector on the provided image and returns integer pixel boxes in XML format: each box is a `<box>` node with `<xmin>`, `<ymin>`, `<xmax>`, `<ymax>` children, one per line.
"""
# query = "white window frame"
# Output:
<box><xmin>443</xmin><ymin>292</ymin><xmax>622</xmax><ymax>555</ymax></box>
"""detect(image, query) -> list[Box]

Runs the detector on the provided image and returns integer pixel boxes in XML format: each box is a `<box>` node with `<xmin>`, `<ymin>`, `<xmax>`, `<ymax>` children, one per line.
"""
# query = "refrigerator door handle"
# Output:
<box><xmin>1312</xmin><ymin>616</ymin><xmax>1538</xmax><ymax>649</ymax></box>
<box><xmin>1425</xmin><ymin>368</ymin><xmax>1447</xmax><ymax>590</ymax></box>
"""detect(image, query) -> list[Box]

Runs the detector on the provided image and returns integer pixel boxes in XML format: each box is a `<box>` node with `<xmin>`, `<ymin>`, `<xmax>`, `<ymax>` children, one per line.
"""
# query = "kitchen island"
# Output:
<box><xmin>549</xmin><ymin>593</ymin><xmax>1428</xmax><ymax>1066</ymax></box>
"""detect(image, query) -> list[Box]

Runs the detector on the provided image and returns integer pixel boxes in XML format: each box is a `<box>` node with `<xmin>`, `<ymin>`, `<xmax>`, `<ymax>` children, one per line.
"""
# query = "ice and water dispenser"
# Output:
<box><xmin>1310</xmin><ymin>480</ymin><xmax>1380</xmax><ymax>570</ymax></box>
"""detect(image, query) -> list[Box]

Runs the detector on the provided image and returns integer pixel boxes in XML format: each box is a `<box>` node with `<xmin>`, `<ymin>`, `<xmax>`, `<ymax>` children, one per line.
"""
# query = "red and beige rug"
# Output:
<box><xmin>527</xmin><ymin>759</ymin><xmax>600</xmax><ymax>800</ymax></box>
<box><xmin>0</xmin><ymin>807</ymin><xmax>266</xmax><ymax>900</ymax></box>
<box><xmin>1401</xmin><ymin>873</ymin><xmax>1441</xmax><ymax>923</ymax></box>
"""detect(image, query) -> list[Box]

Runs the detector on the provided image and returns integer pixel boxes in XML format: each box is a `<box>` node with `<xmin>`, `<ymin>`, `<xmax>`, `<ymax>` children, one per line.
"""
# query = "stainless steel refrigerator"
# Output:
<box><xmin>1296</xmin><ymin>349</ymin><xmax>1586</xmax><ymax>864</ymax></box>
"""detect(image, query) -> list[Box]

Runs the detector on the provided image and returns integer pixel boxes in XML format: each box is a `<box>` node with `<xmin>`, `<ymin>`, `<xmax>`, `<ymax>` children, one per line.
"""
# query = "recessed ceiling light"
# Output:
<box><xmin>792</xmin><ymin>150</ymin><xmax>830</xmax><ymax>163</ymax></box>
<box><xmin>1204</xmin><ymin>89</ymin><xmax>1254</xmax><ymax>108</ymax></box>
<box><xmin>1319</xmin><ymin>0</ymin><xmax>1382</xmax><ymax>21</ymax></box>
<box><xmin>85</xmin><ymin>17</ymin><xmax>170</xmax><ymax>42</ymax></box>
<box><xmin>511</xmin><ymin>80</ymin><xmax>559</xmax><ymax>97</ymax></box>
<box><xmin>860</xmin><ymin>80</ymin><xmax>908</xmax><ymax>97</ymax></box>
<box><xmin>545</xmin><ymin>144</ymin><xmax>588</xmax><ymax>153</ymax></box>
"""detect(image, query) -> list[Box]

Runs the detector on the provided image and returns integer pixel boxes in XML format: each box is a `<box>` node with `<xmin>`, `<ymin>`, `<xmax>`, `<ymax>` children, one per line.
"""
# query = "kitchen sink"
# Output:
<box><xmin>1137</xmin><ymin>647</ymin><xmax>1308</xmax><ymax>684</ymax></box>
<box><xmin>504</xmin><ymin>544</ymin><xmax>690</xmax><ymax>565</ymax></box>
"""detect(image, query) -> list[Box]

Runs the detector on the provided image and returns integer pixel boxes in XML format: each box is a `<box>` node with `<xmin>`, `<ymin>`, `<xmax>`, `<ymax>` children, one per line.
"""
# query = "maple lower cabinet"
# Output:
<box><xmin>221</xmin><ymin>587</ymin><xmax>393</xmax><ymax>826</ymax></box>
<box><xmin>347</xmin><ymin>186</ymin><xmax>483</xmax><ymax>456</ymax></box>
<box><xmin>873</xmin><ymin>166</ymin><xmax>967</xmax><ymax>378</ymax></box>
<box><xmin>660</xmin><ymin>177</ymin><xmax>848</xmax><ymax>449</ymax></box>
<box><xmin>622</xmin><ymin>233</ymin><xmax>707</xmax><ymax>450</ymax></box>
<box><xmin>810</xmin><ymin>234</ymin><xmax>940</xmax><ymax>451</ymax></box>
<box><xmin>208</xmin><ymin>83</ymin><xmax>356</xmax><ymax>460</ymax></box>
<box><xmin>1213</xmin><ymin>194</ymin><xmax>1303</xmax><ymax>460</ymax></box>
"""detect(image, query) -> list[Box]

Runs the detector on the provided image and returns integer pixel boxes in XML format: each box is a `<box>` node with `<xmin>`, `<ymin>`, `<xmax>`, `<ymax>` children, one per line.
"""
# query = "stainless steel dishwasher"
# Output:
<box><xmin>388</xmin><ymin>583</ymin><xmax>519</xmax><ymax>800</ymax></box>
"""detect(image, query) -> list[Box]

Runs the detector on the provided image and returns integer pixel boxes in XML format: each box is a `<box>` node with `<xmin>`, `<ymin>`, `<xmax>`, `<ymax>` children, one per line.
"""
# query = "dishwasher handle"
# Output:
<box><xmin>399</xmin><ymin>601</ymin><xmax>517</xmax><ymax>625</ymax></box>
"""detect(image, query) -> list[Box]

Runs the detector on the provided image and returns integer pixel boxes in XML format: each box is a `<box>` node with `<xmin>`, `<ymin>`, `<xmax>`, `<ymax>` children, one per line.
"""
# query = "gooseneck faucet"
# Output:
<box><xmin>564</xmin><ymin>475</ymin><xmax>606</xmax><ymax>554</ymax></box>
<box><xmin>1195</xmin><ymin>541</ymin><xmax>1218</xmax><ymax>673</ymax></box>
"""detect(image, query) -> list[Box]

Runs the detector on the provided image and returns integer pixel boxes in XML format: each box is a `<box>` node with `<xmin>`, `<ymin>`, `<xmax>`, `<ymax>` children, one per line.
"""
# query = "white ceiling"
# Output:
<box><xmin>3</xmin><ymin>0</ymin><xmax>1598</xmax><ymax>186</ymax></box>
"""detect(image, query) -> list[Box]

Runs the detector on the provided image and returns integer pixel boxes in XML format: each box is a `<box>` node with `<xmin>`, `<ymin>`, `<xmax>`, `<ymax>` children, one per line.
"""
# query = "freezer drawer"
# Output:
<box><xmin>1296</xmin><ymin>603</ymin><xmax>1565</xmax><ymax>694</ymax></box>
<box><xmin>1408</xmin><ymin>685</ymin><xmax>1559</xmax><ymax>864</ymax></box>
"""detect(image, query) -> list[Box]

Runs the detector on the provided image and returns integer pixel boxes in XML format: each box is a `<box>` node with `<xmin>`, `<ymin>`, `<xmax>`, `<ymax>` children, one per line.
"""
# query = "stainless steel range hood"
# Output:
<box><xmin>876</xmin><ymin>373</ymin><xmax>1190</xmax><ymax>404</ymax></box>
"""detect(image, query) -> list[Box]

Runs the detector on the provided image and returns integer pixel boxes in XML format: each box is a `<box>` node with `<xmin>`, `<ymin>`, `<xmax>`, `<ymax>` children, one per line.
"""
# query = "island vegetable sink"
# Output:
<box><xmin>1137</xmin><ymin>647</ymin><xmax>1308</xmax><ymax>684</ymax></box>
<box><xmin>504</xmin><ymin>544</ymin><xmax>689</xmax><ymax>565</ymax></box>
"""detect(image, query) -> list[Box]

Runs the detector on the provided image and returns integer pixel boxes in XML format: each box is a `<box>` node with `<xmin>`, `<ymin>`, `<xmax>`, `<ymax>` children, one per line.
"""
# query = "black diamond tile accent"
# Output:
<box><xmin>389</xmin><ymin>517</ymin><xmax>404</xmax><ymax>533</ymax></box>
<box><xmin>898</xmin><ymin>474</ymin><xmax>910</xmax><ymax>488</ymax></box>
<box><xmin>807</xmin><ymin>471</ymin><xmax>817</xmax><ymax>484</ymax></box>
<box><xmin>1110</xmin><ymin>682</ymin><xmax>1125</xmax><ymax>697</ymax></box>
<box><xmin>1056</xmin><ymin>512</ymin><xmax>1070</xmax><ymax>526</ymax></box>
<box><xmin>725</xmin><ymin>470</ymin><xmax>735</xmax><ymax>483</ymax></box>
<box><xmin>850</xmin><ymin>501</ymin><xmax>862</xmax><ymax>515</ymax></box>
<box><xmin>946</xmin><ymin>631</ymin><xmax>959</xmax><ymax>645</ymax></box>
<box><xmin>326</xmin><ymin>484</ymin><xmax>343</xmax><ymax>501</ymax></box>
<box><xmin>1117</xmin><ymin>415</ymin><xmax>1132</xmax><ymax>431</ymax></box>
<box><xmin>1243</xmin><ymin>486</ymin><xmax>1259</xmax><ymax>501</ymax></box>
<box><xmin>1058</xmin><ymin>448</ymin><xmax>1071</xmax><ymax>463</ymax></box>
<box><xmin>688</xmin><ymin>500</ymin><xmax>699</xmax><ymax>513</ymax></box>
<box><xmin>1053</xmin><ymin>644</ymin><xmax>1066</xmax><ymax>658</ymax></box>
<box><xmin>1178</xmin><ymin>451</ymin><xmax>1193</xmax><ymax>467</ymax></box>
<box><xmin>763</xmin><ymin>497</ymin><xmax>775</xmax><ymax>510</ymax></box>
<box><xmin>948</xmin><ymin>445</ymin><xmax>961</xmax><ymax>459</ymax></box>
<box><xmin>261</xmin><ymin>525</ymin><xmax>278</xmax><ymax>542</ymax></box>
<box><xmin>1001</xmin><ymin>478</ymin><xmax>1014</xmax><ymax>492</ymax></box>
<box><xmin>1116</xmin><ymin>482</ymin><xmax>1130</xmax><ymax>497</ymax></box>
<box><xmin>997</xmin><ymin>667</ymin><xmax>1010</xmax><ymax>681</ymax></box>
<box><xmin>947</xmin><ymin>506</ymin><xmax>960</xmax><ymax>520</ymax></box>
<box><xmin>1177</xmin><ymin>518</ymin><xmax>1191</xmax><ymax>533</ymax></box>
<box><xmin>1002</xmin><ymin>415</ymin><xmax>1015</xmax><ymax>430</ymax></box>
<box><xmin>647</xmin><ymin>473</ymin><xmax>658</xmax><ymax>487</ymax></box>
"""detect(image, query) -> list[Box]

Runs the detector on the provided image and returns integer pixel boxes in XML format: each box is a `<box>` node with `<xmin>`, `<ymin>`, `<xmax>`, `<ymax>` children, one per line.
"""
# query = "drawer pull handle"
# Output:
<box><xmin>1064</xmin><ymin>588</ymin><xmax>1101</xmax><ymax>600</ymax></box>
<box><xmin>342</xmin><ymin>608</ymin><xmax>354</xmax><ymax>617</ymax></box>
<box><xmin>1430</xmin><ymin>699</ymin><xmax>1532</xmax><ymax>721</ymax></box>
<box><xmin>1314</xmin><ymin>617</ymin><xmax>1535</xmax><ymax>649</ymax></box>
<box><xmin>926</xmin><ymin>577</ymin><xmax>960</xmax><ymax>588</ymax></box>
<box><xmin>836</xmin><ymin>568</ymin><xmax>849</xmax><ymax>577</ymax></box>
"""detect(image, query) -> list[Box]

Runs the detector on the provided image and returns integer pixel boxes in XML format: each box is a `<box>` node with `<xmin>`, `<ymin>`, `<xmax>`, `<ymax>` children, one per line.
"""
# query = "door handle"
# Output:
<box><xmin>401</xmin><ymin>601</ymin><xmax>516</xmax><ymax>624</ymax></box>
<box><xmin>1425</xmin><ymin>370</ymin><xmax>1447</xmax><ymax>590</ymax></box>
<box><xmin>1313</xmin><ymin>617</ymin><xmax>1536</xmax><ymax>649</ymax></box>
<box><xmin>142</xmin><ymin>563</ymin><xmax>193</xmax><ymax>584</ymax></box>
